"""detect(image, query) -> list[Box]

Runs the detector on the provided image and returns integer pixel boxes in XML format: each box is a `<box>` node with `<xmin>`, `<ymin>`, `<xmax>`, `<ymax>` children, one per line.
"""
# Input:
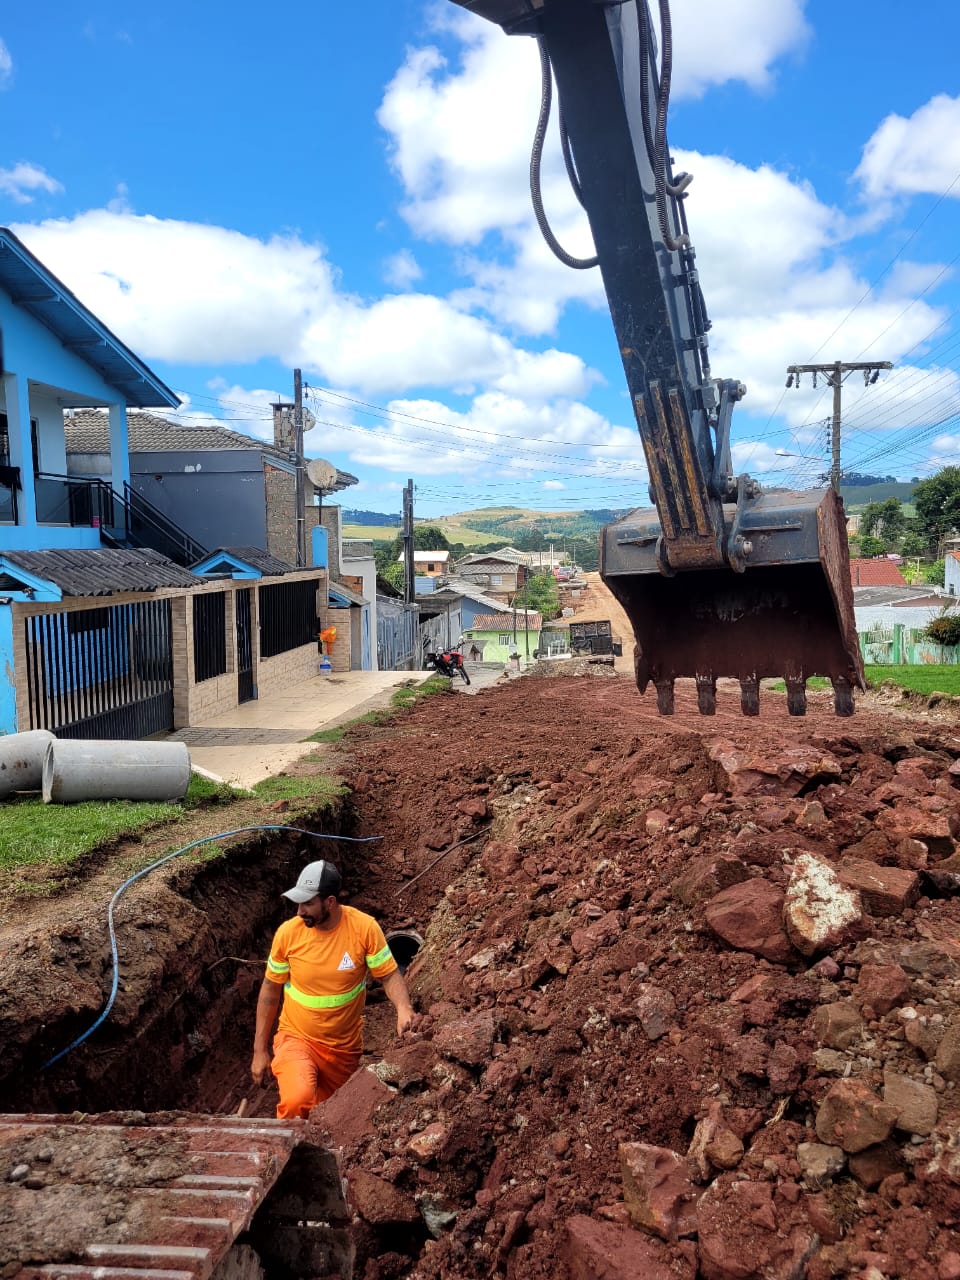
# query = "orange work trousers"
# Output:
<box><xmin>271</xmin><ymin>1030</ymin><xmax>360</xmax><ymax>1120</ymax></box>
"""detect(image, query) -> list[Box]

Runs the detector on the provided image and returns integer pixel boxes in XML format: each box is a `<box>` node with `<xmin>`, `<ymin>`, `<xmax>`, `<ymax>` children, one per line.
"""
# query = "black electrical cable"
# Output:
<box><xmin>653</xmin><ymin>0</ymin><xmax>689</xmax><ymax>252</ymax></box>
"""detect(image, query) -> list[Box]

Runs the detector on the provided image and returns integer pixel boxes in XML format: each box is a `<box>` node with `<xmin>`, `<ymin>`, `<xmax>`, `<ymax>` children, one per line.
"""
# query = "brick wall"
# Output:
<box><xmin>264</xmin><ymin>463</ymin><xmax>297</xmax><ymax>566</ymax></box>
<box><xmin>13</xmin><ymin>569</ymin><xmax>328</xmax><ymax>734</ymax></box>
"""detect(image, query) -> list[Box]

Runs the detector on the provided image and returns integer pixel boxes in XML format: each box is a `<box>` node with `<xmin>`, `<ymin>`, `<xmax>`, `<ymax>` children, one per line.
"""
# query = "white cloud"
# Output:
<box><xmin>12</xmin><ymin>210</ymin><xmax>602</xmax><ymax>399</ymax></box>
<box><xmin>0</xmin><ymin>163</ymin><xmax>63</xmax><ymax>204</ymax></box>
<box><xmin>379</xmin><ymin>1</ymin><xmax>810</xmax><ymax>248</ymax></box>
<box><xmin>543</xmin><ymin>480</ymin><xmax>565</xmax><ymax>490</ymax></box>
<box><xmin>667</xmin><ymin>0</ymin><xmax>811</xmax><ymax>98</ymax></box>
<box><xmin>0</xmin><ymin>37</ymin><xmax>12</xmax><ymax>88</ymax></box>
<box><xmin>383</xmin><ymin>248</ymin><xmax>423</xmax><ymax>288</ymax></box>
<box><xmin>856</xmin><ymin>95</ymin><xmax>960</xmax><ymax>201</ymax></box>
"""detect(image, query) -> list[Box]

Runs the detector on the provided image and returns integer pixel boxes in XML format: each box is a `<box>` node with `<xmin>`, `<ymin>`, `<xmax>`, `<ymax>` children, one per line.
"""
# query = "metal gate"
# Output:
<box><xmin>24</xmin><ymin>599</ymin><xmax>174</xmax><ymax>740</ymax></box>
<box><xmin>236</xmin><ymin>588</ymin><xmax>254</xmax><ymax>703</ymax></box>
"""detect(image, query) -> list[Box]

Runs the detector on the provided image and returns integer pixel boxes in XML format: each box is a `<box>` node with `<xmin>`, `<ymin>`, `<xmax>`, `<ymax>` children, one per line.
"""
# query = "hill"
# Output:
<box><xmin>839</xmin><ymin>481</ymin><xmax>915</xmax><ymax>508</ymax></box>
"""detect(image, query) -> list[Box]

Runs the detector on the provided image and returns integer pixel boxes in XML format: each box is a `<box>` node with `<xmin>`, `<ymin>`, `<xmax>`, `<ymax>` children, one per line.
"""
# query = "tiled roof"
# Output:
<box><xmin>849</xmin><ymin>559</ymin><xmax>908</xmax><ymax>587</ymax></box>
<box><xmin>2</xmin><ymin>548</ymin><xmax>202</xmax><ymax>596</ymax></box>
<box><xmin>65</xmin><ymin>408</ymin><xmax>284</xmax><ymax>455</ymax></box>
<box><xmin>64</xmin><ymin>410</ymin><xmax>359</xmax><ymax>491</ymax></box>
<box><xmin>468</xmin><ymin>611</ymin><xmax>543</xmax><ymax>631</ymax></box>
<box><xmin>198</xmin><ymin>546</ymin><xmax>298</xmax><ymax>576</ymax></box>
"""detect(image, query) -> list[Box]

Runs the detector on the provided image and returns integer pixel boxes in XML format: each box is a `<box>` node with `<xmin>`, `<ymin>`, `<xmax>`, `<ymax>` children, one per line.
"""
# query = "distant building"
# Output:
<box><xmin>848</xmin><ymin>558</ymin><xmax>907</xmax><ymax>588</ymax></box>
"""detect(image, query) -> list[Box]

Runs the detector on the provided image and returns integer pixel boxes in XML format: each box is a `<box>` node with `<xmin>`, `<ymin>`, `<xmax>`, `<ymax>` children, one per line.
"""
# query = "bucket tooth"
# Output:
<box><xmin>695</xmin><ymin>674</ymin><xmax>717</xmax><ymax>716</ymax></box>
<box><xmin>832</xmin><ymin>676</ymin><xmax>855</xmax><ymax>717</ymax></box>
<box><xmin>740</xmin><ymin>677</ymin><xmax>760</xmax><ymax>717</ymax></box>
<box><xmin>785</xmin><ymin>677</ymin><xmax>807</xmax><ymax>717</ymax></box>
<box><xmin>655</xmin><ymin>679</ymin><xmax>675</xmax><ymax>715</ymax></box>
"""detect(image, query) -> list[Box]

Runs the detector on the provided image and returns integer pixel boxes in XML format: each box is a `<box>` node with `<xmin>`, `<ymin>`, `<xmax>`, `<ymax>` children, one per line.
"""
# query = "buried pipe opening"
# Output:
<box><xmin>385</xmin><ymin>928</ymin><xmax>423</xmax><ymax>973</ymax></box>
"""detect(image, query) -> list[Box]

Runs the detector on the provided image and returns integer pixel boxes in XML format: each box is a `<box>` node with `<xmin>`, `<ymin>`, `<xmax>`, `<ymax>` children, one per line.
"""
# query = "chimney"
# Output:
<box><xmin>272</xmin><ymin>402</ymin><xmax>295</xmax><ymax>455</ymax></box>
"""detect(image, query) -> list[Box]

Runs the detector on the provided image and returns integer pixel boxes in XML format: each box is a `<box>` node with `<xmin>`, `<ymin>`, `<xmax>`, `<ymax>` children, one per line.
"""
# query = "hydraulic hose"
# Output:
<box><xmin>39</xmin><ymin>824</ymin><xmax>383</xmax><ymax>1071</ymax></box>
<box><xmin>532</xmin><ymin>37</ymin><xmax>598</xmax><ymax>271</ymax></box>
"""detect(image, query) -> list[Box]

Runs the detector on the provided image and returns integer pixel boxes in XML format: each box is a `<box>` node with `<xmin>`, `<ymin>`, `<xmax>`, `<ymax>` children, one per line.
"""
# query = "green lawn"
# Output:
<box><xmin>0</xmin><ymin>772</ymin><xmax>343</xmax><ymax>874</ymax></box>
<box><xmin>864</xmin><ymin>665</ymin><xmax>960</xmax><ymax>697</ymax></box>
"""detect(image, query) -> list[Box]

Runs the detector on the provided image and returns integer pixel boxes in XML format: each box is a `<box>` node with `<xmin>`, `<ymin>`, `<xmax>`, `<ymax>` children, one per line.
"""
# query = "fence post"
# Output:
<box><xmin>892</xmin><ymin>623</ymin><xmax>903</xmax><ymax>665</ymax></box>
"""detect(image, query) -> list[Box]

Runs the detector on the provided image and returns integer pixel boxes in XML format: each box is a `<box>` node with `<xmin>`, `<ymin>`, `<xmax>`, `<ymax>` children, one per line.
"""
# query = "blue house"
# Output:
<box><xmin>0</xmin><ymin>226</ymin><xmax>180</xmax><ymax>553</ymax></box>
<box><xmin>0</xmin><ymin>227</ymin><xmax>191</xmax><ymax>738</ymax></box>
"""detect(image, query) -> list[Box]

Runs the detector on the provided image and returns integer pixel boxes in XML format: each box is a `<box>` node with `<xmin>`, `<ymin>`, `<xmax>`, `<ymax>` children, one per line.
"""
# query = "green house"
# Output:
<box><xmin>463</xmin><ymin>611</ymin><xmax>543</xmax><ymax>666</ymax></box>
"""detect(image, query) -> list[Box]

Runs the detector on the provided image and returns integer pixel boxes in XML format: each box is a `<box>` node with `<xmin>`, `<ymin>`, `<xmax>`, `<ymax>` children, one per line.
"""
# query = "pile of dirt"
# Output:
<box><xmin>305</xmin><ymin>674</ymin><xmax>960</xmax><ymax>1280</ymax></box>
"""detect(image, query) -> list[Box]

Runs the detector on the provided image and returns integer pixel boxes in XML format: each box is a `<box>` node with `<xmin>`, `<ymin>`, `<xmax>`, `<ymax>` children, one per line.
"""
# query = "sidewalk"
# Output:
<box><xmin>167</xmin><ymin>669</ymin><xmax>432</xmax><ymax>789</ymax></box>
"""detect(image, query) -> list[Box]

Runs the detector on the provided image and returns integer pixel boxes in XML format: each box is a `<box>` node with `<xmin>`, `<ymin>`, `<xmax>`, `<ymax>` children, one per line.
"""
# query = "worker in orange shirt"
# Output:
<box><xmin>251</xmin><ymin>859</ymin><xmax>416</xmax><ymax>1119</ymax></box>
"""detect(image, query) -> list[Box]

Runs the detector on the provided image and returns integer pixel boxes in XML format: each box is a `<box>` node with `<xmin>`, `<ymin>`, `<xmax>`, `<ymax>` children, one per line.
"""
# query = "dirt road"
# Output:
<box><xmin>3</xmin><ymin>644</ymin><xmax>960</xmax><ymax>1279</ymax></box>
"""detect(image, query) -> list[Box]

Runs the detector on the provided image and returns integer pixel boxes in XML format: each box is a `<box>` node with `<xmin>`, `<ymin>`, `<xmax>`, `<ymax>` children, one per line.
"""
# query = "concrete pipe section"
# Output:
<box><xmin>42</xmin><ymin>739</ymin><xmax>192</xmax><ymax>805</ymax></box>
<box><xmin>385</xmin><ymin>929</ymin><xmax>424</xmax><ymax>974</ymax></box>
<box><xmin>0</xmin><ymin>729</ymin><xmax>56</xmax><ymax>800</ymax></box>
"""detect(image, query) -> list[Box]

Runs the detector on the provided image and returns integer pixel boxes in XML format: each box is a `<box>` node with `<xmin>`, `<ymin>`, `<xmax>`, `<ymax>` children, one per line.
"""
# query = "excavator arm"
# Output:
<box><xmin>449</xmin><ymin>0</ymin><xmax>864</xmax><ymax>716</ymax></box>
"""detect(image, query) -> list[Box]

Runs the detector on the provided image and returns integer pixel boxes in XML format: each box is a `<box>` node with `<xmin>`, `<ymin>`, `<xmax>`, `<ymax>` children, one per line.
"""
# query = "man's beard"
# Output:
<box><xmin>301</xmin><ymin>903</ymin><xmax>330</xmax><ymax>929</ymax></box>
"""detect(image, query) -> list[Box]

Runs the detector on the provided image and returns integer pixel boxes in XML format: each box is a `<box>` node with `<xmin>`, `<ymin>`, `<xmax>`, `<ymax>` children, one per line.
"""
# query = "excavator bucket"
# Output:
<box><xmin>601</xmin><ymin>486</ymin><xmax>865</xmax><ymax>717</ymax></box>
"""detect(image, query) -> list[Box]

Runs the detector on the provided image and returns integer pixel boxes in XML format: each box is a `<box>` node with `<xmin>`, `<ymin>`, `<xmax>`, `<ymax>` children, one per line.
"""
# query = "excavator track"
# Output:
<box><xmin>1</xmin><ymin>1112</ymin><xmax>351</xmax><ymax>1280</ymax></box>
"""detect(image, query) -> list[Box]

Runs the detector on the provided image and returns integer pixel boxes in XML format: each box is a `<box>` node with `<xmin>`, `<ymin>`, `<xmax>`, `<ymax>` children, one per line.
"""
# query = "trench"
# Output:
<box><xmin>0</xmin><ymin>797</ymin><xmax>441</xmax><ymax>1280</ymax></box>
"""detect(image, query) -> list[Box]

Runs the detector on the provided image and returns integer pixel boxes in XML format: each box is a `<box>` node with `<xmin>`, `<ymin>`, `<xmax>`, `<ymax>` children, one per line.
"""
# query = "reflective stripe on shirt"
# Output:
<box><xmin>366</xmin><ymin>944</ymin><xmax>393</xmax><ymax>969</ymax></box>
<box><xmin>284</xmin><ymin>977</ymin><xmax>366</xmax><ymax>1009</ymax></box>
<box><xmin>267</xmin><ymin>957</ymin><xmax>290</xmax><ymax>974</ymax></box>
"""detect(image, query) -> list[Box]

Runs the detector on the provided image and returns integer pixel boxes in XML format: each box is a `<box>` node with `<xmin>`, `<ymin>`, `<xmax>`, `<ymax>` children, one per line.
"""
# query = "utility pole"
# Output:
<box><xmin>786</xmin><ymin>360</ymin><xmax>892</xmax><ymax>492</ymax></box>
<box><xmin>402</xmin><ymin>479</ymin><xmax>415</xmax><ymax>605</ymax></box>
<box><xmin>293</xmin><ymin>368</ymin><xmax>305</xmax><ymax>567</ymax></box>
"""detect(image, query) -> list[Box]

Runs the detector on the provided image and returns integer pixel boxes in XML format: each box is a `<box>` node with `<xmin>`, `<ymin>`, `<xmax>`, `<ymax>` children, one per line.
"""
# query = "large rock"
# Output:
<box><xmin>935</xmin><ymin>1017</ymin><xmax>960</xmax><ymax>1081</ymax></box>
<box><xmin>348</xmin><ymin>1168</ymin><xmax>419</xmax><ymax>1225</ymax></box>
<box><xmin>706</xmin><ymin>739</ymin><xmax>842</xmax><ymax>798</ymax></box>
<box><xmin>619</xmin><ymin>1143</ymin><xmax>699</xmax><ymax>1242</ymax></box>
<box><xmin>633</xmin><ymin>984</ymin><xmax>678</xmax><ymax>1041</ymax></box>
<box><xmin>882</xmin><ymin>1071</ymin><xmax>938</xmax><ymax>1137</ymax></box>
<box><xmin>671</xmin><ymin>854</ymin><xmax>752</xmax><ymax>907</ymax></box>
<box><xmin>836</xmin><ymin>859</ymin><xmax>919</xmax><ymax>916</ymax></box>
<box><xmin>704</xmin><ymin>880</ymin><xmax>796</xmax><ymax>964</ymax></box>
<box><xmin>814</xmin><ymin>1001</ymin><xmax>863</xmax><ymax>1050</ymax></box>
<box><xmin>857</xmin><ymin>963</ymin><xmax>911</xmax><ymax>1016</ymax></box>
<box><xmin>815</xmin><ymin>1079</ymin><xmax>899</xmax><ymax>1153</ymax></box>
<box><xmin>563</xmin><ymin>1215</ymin><xmax>695</xmax><ymax>1280</ymax></box>
<box><xmin>433</xmin><ymin>1009</ymin><xmax>496</xmax><ymax>1066</ymax></box>
<box><xmin>797</xmin><ymin>1142</ymin><xmax>846</xmax><ymax>1188</ymax></box>
<box><xmin>312</xmin><ymin>1065</ymin><xmax>394</xmax><ymax>1146</ymax></box>
<box><xmin>688</xmin><ymin>1102</ymin><xmax>743</xmax><ymax>1180</ymax></box>
<box><xmin>782</xmin><ymin>853</ymin><xmax>862</xmax><ymax>956</ymax></box>
<box><xmin>875</xmin><ymin>803</ymin><xmax>956</xmax><ymax>857</ymax></box>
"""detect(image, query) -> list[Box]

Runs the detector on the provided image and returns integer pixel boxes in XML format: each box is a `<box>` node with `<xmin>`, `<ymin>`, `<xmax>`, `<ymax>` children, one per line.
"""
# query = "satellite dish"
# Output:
<box><xmin>306</xmin><ymin>457</ymin><xmax>338</xmax><ymax>492</ymax></box>
<box><xmin>302</xmin><ymin>408</ymin><xmax>316</xmax><ymax>433</ymax></box>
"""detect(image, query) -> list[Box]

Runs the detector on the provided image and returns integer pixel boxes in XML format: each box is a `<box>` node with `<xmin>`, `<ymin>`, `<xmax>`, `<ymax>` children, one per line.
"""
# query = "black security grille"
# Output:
<box><xmin>259</xmin><ymin>579</ymin><xmax>318</xmax><ymax>659</ymax></box>
<box><xmin>24</xmin><ymin>599</ymin><xmax>174</xmax><ymax>740</ymax></box>
<box><xmin>193</xmin><ymin>592</ymin><xmax>227</xmax><ymax>683</ymax></box>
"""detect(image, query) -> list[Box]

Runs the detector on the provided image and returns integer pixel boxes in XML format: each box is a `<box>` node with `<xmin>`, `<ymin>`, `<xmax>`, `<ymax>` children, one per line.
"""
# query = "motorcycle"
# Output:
<box><xmin>426</xmin><ymin>649</ymin><xmax>471</xmax><ymax>685</ymax></box>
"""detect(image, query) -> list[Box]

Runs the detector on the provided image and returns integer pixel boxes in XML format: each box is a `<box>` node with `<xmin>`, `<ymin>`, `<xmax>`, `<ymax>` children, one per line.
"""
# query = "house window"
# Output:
<box><xmin>491</xmin><ymin>575</ymin><xmax>502</xmax><ymax>586</ymax></box>
<box><xmin>426</xmin><ymin>563</ymin><xmax>435</xmax><ymax>573</ymax></box>
<box><xmin>499</xmin><ymin>633</ymin><xmax>511</xmax><ymax>645</ymax></box>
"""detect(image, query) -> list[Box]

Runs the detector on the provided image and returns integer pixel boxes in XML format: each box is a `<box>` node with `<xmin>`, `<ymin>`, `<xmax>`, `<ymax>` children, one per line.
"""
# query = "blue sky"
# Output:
<box><xmin>2</xmin><ymin>0</ymin><xmax>959</xmax><ymax>518</ymax></box>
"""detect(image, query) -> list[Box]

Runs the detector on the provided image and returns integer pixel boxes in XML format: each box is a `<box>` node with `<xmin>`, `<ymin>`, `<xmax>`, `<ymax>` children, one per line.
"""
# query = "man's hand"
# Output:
<box><xmin>396</xmin><ymin>1006</ymin><xmax>418</xmax><ymax>1037</ymax></box>
<box><xmin>382</xmin><ymin>968</ymin><xmax>417</xmax><ymax>1038</ymax></box>
<box><xmin>251</xmin><ymin>1047</ymin><xmax>271</xmax><ymax>1086</ymax></box>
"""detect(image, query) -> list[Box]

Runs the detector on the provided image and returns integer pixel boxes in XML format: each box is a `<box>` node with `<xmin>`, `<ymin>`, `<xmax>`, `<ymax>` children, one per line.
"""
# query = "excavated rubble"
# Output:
<box><xmin>3</xmin><ymin>667</ymin><xmax>960</xmax><ymax>1280</ymax></box>
<box><xmin>313</xmin><ymin>673</ymin><xmax>960</xmax><ymax>1280</ymax></box>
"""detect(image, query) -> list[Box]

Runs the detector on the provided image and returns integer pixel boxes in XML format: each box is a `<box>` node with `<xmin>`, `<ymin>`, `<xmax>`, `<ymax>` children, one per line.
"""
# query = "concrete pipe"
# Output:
<box><xmin>0</xmin><ymin>730</ymin><xmax>56</xmax><ymax>800</ymax></box>
<box><xmin>42</xmin><ymin>739</ymin><xmax>192</xmax><ymax>805</ymax></box>
<box><xmin>385</xmin><ymin>928</ymin><xmax>424</xmax><ymax>974</ymax></box>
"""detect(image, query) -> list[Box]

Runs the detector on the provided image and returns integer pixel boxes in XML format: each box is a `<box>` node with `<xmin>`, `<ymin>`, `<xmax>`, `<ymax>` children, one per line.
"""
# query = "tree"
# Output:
<box><xmin>900</xmin><ymin>529</ymin><xmax>929</xmax><ymax>559</ymax></box>
<box><xmin>913</xmin><ymin>466</ymin><xmax>960</xmax><ymax>555</ymax></box>
<box><xmin>513</xmin><ymin>573</ymin><xmax>560</xmax><ymax>621</ymax></box>
<box><xmin>857</xmin><ymin>534</ymin><xmax>887</xmax><ymax>559</ymax></box>
<box><xmin>926</xmin><ymin>611</ymin><xmax>960</xmax><ymax>649</ymax></box>
<box><xmin>924</xmin><ymin>559</ymin><xmax>946</xmax><ymax>587</ymax></box>
<box><xmin>859</xmin><ymin>498</ymin><xmax>906</xmax><ymax>548</ymax></box>
<box><xmin>413</xmin><ymin>526</ymin><xmax>451</xmax><ymax>551</ymax></box>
